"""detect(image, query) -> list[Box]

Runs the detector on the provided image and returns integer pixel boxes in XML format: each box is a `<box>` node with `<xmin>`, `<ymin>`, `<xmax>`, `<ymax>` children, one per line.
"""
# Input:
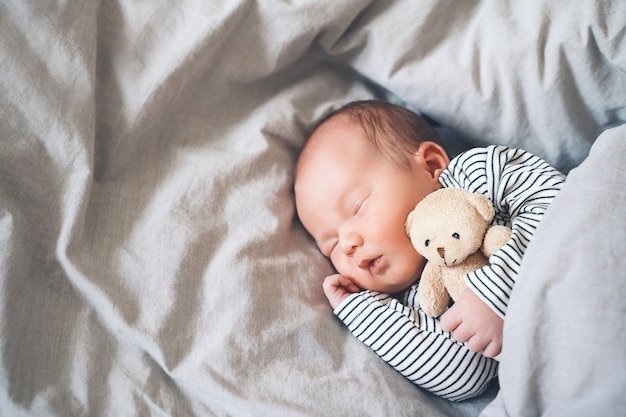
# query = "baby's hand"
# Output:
<box><xmin>440</xmin><ymin>287</ymin><xmax>503</xmax><ymax>358</ymax></box>
<box><xmin>323</xmin><ymin>274</ymin><xmax>361</xmax><ymax>309</ymax></box>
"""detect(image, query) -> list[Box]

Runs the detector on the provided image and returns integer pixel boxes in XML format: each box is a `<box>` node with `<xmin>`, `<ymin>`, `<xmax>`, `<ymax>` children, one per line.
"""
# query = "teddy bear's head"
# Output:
<box><xmin>405</xmin><ymin>188</ymin><xmax>495</xmax><ymax>267</ymax></box>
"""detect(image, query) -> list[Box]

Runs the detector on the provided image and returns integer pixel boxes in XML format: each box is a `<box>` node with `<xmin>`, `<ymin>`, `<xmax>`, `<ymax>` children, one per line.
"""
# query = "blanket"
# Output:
<box><xmin>1</xmin><ymin>1</ymin><xmax>625</xmax><ymax>416</ymax></box>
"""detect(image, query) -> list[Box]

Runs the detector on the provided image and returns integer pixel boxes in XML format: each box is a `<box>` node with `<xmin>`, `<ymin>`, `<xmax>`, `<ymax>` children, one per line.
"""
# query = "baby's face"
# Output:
<box><xmin>295</xmin><ymin>117</ymin><xmax>448</xmax><ymax>293</ymax></box>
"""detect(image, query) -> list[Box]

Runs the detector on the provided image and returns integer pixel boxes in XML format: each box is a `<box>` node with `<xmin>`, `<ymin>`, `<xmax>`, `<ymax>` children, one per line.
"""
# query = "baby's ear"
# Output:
<box><xmin>416</xmin><ymin>142</ymin><xmax>450</xmax><ymax>179</ymax></box>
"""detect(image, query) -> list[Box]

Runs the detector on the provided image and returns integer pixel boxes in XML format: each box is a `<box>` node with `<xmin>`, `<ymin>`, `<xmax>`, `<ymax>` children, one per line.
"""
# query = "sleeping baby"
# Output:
<box><xmin>294</xmin><ymin>100</ymin><xmax>565</xmax><ymax>401</ymax></box>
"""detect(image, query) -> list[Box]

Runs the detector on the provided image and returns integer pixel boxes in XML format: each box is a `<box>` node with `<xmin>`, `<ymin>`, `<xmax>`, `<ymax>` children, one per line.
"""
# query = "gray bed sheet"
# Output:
<box><xmin>1</xmin><ymin>1</ymin><xmax>625</xmax><ymax>416</ymax></box>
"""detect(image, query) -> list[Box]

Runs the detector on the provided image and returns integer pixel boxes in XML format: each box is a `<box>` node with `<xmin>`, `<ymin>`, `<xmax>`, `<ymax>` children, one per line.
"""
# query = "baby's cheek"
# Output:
<box><xmin>330</xmin><ymin>255</ymin><xmax>350</xmax><ymax>277</ymax></box>
<box><xmin>408</xmin><ymin>251</ymin><xmax>427</xmax><ymax>277</ymax></box>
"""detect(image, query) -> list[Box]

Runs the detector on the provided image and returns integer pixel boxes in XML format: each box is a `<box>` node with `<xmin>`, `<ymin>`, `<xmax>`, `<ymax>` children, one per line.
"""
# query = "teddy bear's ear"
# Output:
<box><xmin>467</xmin><ymin>192</ymin><xmax>495</xmax><ymax>222</ymax></box>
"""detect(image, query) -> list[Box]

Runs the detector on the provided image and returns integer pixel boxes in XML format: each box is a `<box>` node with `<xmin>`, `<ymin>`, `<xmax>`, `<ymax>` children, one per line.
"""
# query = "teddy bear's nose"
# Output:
<box><xmin>437</xmin><ymin>247</ymin><xmax>445</xmax><ymax>258</ymax></box>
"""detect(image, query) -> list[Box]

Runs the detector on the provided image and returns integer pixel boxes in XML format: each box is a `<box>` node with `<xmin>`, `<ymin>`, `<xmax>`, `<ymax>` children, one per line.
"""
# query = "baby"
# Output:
<box><xmin>294</xmin><ymin>100</ymin><xmax>565</xmax><ymax>401</ymax></box>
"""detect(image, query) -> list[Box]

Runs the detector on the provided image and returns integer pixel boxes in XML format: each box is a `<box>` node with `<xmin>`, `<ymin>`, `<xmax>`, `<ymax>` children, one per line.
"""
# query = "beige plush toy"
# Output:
<box><xmin>405</xmin><ymin>188</ymin><xmax>512</xmax><ymax>318</ymax></box>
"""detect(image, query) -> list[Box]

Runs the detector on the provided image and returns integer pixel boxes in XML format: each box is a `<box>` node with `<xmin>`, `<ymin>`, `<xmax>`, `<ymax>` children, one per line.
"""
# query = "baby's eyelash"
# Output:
<box><xmin>353</xmin><ymin>192</ymin><xmax>371</xmax><ymax>215</ymax></box>
<box><xmin>353</xmin><ymin>199</ymin><xmax>364</xmax><ymax>215</ymax></box>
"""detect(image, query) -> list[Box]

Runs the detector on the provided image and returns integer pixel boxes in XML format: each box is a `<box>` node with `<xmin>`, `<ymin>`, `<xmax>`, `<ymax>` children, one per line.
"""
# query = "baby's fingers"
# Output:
<box><xmin>465</xmin><ymin>332</ymin><xmax>502</xmax><ymax>358</ymax></box>
<box><xmin>466</xmin><ymin>333</ymin><xmax>489</xmax><ymax>353</ymax></box>
<box><xmin>323</xmin><ymin>274</ymin><xmax>360</xmax><ymax>309</ymax></box>
<box><xmin>335</xmin><ymin>275</ymin><xmax>360</xmax><ymax>293</ymax></box>
<box><xmin>440</xmin><ymin>305</ymin><xmax>462</xmax><ymax>333</ymax></box>
<box><xmin>482</xmin><ymin>340</ymin><xmax>502</xmax><ymax>359</ymax></box>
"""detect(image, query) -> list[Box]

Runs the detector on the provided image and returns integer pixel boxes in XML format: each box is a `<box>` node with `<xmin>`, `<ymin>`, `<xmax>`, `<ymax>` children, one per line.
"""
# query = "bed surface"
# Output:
<box><xmin>1</xmin><ymin>1</ymin><xmax>625</xmax><ymax>416</ymax></box>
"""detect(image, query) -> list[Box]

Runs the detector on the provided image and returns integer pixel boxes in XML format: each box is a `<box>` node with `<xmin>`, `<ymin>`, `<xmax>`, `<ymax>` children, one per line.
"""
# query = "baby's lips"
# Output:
<box><xmin>368</xmin><ymin>256</ymin><xmax>384</xmax><ymax>274</ymax></box>
<box><xmin>356</xmin><ymin>257</ymin><xmax>371</xmax><ymax>269</ymax></box>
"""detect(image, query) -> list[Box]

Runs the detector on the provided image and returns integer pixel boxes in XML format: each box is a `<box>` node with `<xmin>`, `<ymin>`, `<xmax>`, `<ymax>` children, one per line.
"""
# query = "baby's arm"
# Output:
<box><xmin>439</xmin><ymin>146</ymin><xmax>565</xmax><ymax>354</ymax></box>
<box><xmin>334</xmin><ymin>288</ymin><xmax>498</xmax><ymax>401</ymax></box>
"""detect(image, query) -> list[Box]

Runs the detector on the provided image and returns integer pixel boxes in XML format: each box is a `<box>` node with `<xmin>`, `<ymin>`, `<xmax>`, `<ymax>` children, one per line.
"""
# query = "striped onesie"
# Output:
<box><xmin>334</xmin><ymin>145</ymin><xmax>566</xmax><ymax>401</ymax></box>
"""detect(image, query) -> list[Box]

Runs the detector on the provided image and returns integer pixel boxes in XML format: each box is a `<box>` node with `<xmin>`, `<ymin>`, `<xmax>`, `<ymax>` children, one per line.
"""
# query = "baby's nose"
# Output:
<box><xmin>339</xmin><ymin>235</ymin><xmax>359</xmax><ymax>254</ymax></box>
<box><xmin>437</xmin><ymin>247</ymin><xmax>445</xmax><ymax>258</ymax></box>
<box><xmin>338</xmin><ymin>227</ymin><xmax>362</xmax><ymax>255</ymax></box>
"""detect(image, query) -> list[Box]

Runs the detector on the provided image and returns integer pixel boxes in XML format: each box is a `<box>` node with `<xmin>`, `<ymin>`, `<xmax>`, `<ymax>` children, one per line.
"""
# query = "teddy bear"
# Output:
<box><xmin>405</xmin><ymin>188</ymin><xmax>512</xmax><ymax>318</ymax></box>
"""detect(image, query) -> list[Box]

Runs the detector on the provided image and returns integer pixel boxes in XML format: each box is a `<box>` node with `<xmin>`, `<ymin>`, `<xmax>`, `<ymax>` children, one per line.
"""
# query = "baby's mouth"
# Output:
<box><xmin>357</xmin><ymin>255</ymin><xmax>384</xmax><ymax>274</ymax></box>
<box><xmin>368</xmin><ymin>256</ymin><xmax>383</xmax><ymax>274</ymax></box>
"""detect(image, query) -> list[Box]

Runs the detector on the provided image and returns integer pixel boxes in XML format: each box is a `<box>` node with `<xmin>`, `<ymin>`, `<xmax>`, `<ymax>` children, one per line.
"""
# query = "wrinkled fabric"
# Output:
<box><xmin>1</xmin><ymin>1</ymin><xmax>625</xmax><ymax>416</ymax></box>
<box><xmin>480</xmin><ymin>126</ymin><xmax>626</xmax><ymax>417</ymax></box>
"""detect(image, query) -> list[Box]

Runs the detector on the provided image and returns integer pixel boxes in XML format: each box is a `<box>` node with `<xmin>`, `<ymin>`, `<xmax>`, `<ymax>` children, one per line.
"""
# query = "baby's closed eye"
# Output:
<box><xmin>353</xmin><ymin>195</ymin><xmax>369</xmax><ymax>216</ymax></box>
<box><xmin>353</xmin><ymin>200</ymin><xmax>364</xmax><ymax>215</ymax></box>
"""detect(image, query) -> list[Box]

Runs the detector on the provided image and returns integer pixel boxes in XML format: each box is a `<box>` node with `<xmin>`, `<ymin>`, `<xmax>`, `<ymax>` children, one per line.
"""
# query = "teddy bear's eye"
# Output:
<box><xmin>424</xmin><ymin>239</ymin><xmax>430</xmax><ymax>247</ymax></box>
<box><xmin>452</xmin><ymin>233</ymin><xmax>460</xmax><ymax>239</ymax></box>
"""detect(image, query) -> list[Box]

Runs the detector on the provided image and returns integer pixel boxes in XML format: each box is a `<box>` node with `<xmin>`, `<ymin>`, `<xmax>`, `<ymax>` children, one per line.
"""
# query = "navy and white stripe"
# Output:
<box><xmin>333</xmin><ymin>145</ymin><xmax>564</xmax><ymax>401</ymax></box>
<box><xmin>439</xmin><ymin>145</ymin><xmax>566</xmax><ymax>317</ymax></box>
<box><xmin>335</xmin><ymin>287</ymin><xmax>498</xmax><ymax>401</ymax></box>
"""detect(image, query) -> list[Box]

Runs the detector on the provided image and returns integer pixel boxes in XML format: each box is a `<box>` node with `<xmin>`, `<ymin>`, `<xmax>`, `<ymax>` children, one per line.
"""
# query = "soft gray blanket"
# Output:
<box><xmin>1</xmin><ymin>1</ymin><xmax>625</xmax><ymax>416</ymax></box>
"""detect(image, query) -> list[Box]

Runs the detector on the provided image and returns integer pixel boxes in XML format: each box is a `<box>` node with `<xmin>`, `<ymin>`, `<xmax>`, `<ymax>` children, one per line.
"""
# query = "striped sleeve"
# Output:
<box><xmin>439</xmin><ymin>145</ymin><xmax>566</xmax><ymax>317</ymax></box>
<box><xmin>334</xmin><ymin>287</ymin><xmax>498</xmax><ymax>401</ymax></box>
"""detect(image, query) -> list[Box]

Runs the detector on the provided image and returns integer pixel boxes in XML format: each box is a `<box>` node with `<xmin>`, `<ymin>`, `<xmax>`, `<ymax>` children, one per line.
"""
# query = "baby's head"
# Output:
<box><xmin>294</xmin><ymin>100</ymin><xmax>450</xmax><ymax>293</ymax></box>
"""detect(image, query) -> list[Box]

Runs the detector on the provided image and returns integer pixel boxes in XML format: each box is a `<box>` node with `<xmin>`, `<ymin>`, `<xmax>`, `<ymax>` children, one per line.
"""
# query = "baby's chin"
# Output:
<box><xmin>380</xmin><ymin>274</ymin><xmax>420</xmax><ymax>294</ymax></box>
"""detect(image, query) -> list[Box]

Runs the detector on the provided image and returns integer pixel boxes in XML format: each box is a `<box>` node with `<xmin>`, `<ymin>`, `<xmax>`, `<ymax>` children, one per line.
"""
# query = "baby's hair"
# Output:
<box><xmin>303</xmin><ymin>100</ymin><xmax>443</xmax><ymax>170</ymax></box>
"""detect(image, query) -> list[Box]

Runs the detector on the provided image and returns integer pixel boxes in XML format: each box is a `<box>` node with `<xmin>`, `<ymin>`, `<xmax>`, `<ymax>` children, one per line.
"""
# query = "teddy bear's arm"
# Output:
<box><xmin>418</xmin><ymin>264</ymin><xmax>450</xmax><ymax>318</ymax></box>
<box><xmin>481</xmin><ymin>225</ymin><xmax>512</xmax><ymax>259</ymax></box>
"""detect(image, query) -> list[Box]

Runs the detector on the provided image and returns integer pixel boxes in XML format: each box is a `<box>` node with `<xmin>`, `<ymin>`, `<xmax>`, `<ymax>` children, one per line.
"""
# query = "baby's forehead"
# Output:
<box><xmin>312</xmin><ymin>115</ymin><xmax>372</xmax><ymax>152</ymax></box>
<box><xmin>310</xmin><ymin>114</ymin><xmax>355</xmax><ymax>143</ymax></box>
<box><xmin>298</xmin><ymin>116</ymin><xmax>351</xmax><ymax>163</ymax></box>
